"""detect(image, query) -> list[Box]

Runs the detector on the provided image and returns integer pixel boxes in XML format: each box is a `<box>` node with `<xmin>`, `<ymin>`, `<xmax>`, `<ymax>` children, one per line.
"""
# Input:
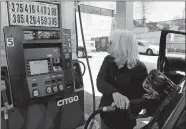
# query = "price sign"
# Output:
<box><xmin>8</xmin><ymin>2</ymin><xmax>59</xmax><ymax>27</ymax></box>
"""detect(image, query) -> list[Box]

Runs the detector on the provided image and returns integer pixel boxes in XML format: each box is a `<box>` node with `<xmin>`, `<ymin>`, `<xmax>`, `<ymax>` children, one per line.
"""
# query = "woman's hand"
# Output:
<box><xmin>112</xmin><ymin>92</ymin><xmax>130</xmax><ymax>110</ymax></box>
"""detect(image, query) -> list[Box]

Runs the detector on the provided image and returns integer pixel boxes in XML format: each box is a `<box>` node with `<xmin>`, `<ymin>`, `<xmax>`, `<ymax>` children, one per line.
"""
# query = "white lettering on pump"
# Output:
<box><xmin>57</xmin><ymin>95</ymin><xmax>79</xmax><ymax>107</ymax></box>
<box><xmin>74</xmin><ymin>96</ymin><xmax>79</xmax><ymax>101</ymax></box>
<box><xmin>69</xmin><ymin>97</ymin><xmax>73</xmax><ymax>103</ymax></box>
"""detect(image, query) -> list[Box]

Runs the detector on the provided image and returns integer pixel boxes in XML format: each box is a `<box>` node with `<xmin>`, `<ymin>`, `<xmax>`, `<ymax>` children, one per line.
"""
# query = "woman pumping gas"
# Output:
<box><xmin>97</xmin><ymin>29</ymin><xmax>148</xmax><ymax>129</ymax></box>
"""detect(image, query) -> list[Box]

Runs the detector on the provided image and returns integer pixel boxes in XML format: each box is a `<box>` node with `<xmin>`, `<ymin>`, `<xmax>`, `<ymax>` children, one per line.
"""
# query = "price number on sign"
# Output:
<box><xmin>8</xmin><ymin>2</ymin><xmax>59</xmax><ymax>27</ymax></box>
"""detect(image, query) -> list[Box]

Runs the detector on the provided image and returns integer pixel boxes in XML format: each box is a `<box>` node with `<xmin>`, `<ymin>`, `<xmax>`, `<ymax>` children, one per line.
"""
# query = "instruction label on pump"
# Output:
<box><xmin>6</xmin><ymin>38</ymin><xmax>14</xmax><ymax>47</ymax></box>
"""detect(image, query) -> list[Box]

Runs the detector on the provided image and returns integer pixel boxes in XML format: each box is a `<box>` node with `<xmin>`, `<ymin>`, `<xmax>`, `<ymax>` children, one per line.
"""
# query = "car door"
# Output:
<box><xmin>157</xmin><ymin>30</ymin><xmax>186</xmax><ymax>85</ymax></box>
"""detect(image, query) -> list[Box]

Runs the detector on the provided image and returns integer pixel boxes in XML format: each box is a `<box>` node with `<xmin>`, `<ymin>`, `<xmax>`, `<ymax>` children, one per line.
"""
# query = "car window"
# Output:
<box><xmin>165</xmin><ymin>33</ymin><xmax>185</xmax><ymax>58</ymax></box>
<box><xmin>138</xmin><ymin>42</ymin><xmax>144</xmax><ymax>46</ymax></box>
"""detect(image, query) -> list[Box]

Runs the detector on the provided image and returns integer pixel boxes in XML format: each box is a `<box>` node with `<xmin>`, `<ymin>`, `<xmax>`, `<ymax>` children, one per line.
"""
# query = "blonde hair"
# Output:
<box><xmin>108</xmin><ymin>29</ymin><xmax>139</xmax><ymax>69</ymax></box>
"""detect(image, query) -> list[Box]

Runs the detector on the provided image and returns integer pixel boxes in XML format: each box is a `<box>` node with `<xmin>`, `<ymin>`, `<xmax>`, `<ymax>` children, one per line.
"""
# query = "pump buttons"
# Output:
<box><xmin>33</xmin><ymin>89</ymin><xmax>39</xmax><ymax>97</ymax></box>
<box><xmin>46</xmin><ymin>87</ymin><xmax>52</xmax><ymax>94</ymax></box>
<box><xmin>53</xmin><ymin>86</ymin><xmax>58</xmax><ymax>92</ymax></box>
<box><xmin>58</xmin><ymin>84</ymin><xmax>64</xmax><ymax>91</ymax></box>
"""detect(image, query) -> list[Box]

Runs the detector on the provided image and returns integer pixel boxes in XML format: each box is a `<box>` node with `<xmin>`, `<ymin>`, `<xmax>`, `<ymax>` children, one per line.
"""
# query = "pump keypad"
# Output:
<box><xmin>27</xmin><ymin>60</ymin><xmax>64</xmax><ymax>98</ymax></box>
<box><xmin>58</xmin><ymin>84</ymin><xmax>64</xmax><ymax>91</ymax></box>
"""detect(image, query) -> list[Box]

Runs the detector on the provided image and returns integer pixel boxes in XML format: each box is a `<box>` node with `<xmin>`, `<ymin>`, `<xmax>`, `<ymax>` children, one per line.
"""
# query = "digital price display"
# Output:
<box><xmin>29</xmin><ymin>60</ymin><xmax>49</xmax><ymax>75</ymax></box>
<box><xmin>8</xmin><ymin>2</ymin><xmax>59</xmax><ymax>27</ymax></box>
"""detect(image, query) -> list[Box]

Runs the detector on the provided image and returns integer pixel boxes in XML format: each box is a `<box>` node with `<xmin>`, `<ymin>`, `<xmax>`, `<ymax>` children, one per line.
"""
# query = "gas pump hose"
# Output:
<box><xmin>77</xmin><ymin>2</ymin><xmax>96</xmax><ymax>112</ymax></box>
<box><xmin>84</xmin><ymin>106</ymin><xmax>116</xmax><ymax>129</ymax></box>
<box><xmin>77</xmin><ymin>3</ymin><xmax>97</xmax><ymax>129</ymax></box>
<box><xmin>84</xmin><ymin>105</ymin><xmax>142</xmax><ymax>129</ymax></box>
<box><xmin>84</xmin><ymin>99</ymin><xmax>151</xmax><ymax>129</ymax></box>
<box><xmin>78</xmin><ymin>60</ymin><xmax>86</xmax><ymax>76</ymax></box>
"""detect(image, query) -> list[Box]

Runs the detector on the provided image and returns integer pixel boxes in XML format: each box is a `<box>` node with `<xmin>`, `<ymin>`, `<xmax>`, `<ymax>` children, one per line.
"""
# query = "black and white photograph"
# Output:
<box><xmin>0</xmin><ymin>1</ymin><xmax>185</xmax><ymax>129</ymax></box>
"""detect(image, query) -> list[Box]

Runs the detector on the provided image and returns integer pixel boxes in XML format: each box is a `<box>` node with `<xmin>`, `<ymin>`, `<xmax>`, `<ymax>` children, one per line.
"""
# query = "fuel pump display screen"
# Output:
<box><xmin>29</xmin><ymin>60</ymin><xmax>49</xmax><ymax>75</ymax></box>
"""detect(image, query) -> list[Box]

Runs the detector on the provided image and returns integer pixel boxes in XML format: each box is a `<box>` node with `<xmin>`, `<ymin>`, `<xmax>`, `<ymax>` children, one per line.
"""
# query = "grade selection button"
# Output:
<box><xmin>58</xmin><ymin>84</ymin><xmax>64</xmax><ymax>91</ymax></box>
<box><xmin>46</xmin><ymin>87</ymin><xmax>52</xmax><ymax>94</ymax></box>
<box><xmin>33</xmin><ymin>89</ymin><xmax>39</xmax><ymax>97</ymax></box>
<box><xmin>53</xmin><ymin>86</ymin><xmax>58</xmax><ymax>92</ymax></box>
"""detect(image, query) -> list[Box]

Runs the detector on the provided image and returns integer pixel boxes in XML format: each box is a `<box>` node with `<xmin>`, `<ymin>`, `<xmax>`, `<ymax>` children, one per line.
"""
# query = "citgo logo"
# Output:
<box><xmin>57</xmin><ymin>95</ymin><xmax>79</xmax><ymax>107</ymax></box>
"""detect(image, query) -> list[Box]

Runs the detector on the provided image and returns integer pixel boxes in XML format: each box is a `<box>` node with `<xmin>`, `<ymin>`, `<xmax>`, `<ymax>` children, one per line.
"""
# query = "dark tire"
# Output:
<box><xmin>146</xmin><ymin>49</ymin><xmax>153</xmax><ymax>55</ymax></box>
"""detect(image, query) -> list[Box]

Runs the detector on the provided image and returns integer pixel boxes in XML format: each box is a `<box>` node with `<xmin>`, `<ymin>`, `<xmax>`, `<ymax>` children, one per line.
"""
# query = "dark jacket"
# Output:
<box><xmin>97</xmin><ymin>55</ymin><xmax>148</xmax><ymax>128</ymax></box>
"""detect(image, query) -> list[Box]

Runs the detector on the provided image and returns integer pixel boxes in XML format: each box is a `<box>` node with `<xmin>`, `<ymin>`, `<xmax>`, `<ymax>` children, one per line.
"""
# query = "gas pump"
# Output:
<box><xmin>1</xmin><ymin>1</ymin><xmax>85</xmax><ymax>129</ymax></box>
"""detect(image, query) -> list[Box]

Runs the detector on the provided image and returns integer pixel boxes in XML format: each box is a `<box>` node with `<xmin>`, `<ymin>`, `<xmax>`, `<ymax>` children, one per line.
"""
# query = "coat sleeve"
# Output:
<box><xmin>132</xmin><ymin>62</ymin><xmax>148</xmax><ymax>98</ymax></box>
<box><xmin>96</xmin><ymin>56</ymin><xmax>119</xmax><ymax>96</ymax></box>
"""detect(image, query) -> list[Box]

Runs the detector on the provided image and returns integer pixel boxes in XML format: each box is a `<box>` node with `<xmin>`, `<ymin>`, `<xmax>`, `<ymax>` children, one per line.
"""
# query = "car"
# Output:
<box><xmin>138</xmin><ymin>41</ymin><xmax>159</xmax><ymax>55</ymax></box>
<box><xmin>145</xmin><ymin>30</ymin><xmax>186</xmax><ymax>129</ymax></box>
<box><xmin>77</xmin><ymin>46</ymin><xmax>93</xmax><ymax>58</ymax></box>
<box><xmin>78</xmin><ymin>41</ymin><xmax>96</xmax><ymax>58</ymax></box>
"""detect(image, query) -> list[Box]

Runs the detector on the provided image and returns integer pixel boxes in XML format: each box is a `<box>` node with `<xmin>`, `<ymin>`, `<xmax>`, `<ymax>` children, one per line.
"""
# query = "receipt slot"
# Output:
<box><xmin>1</xmin><ymin>26</ymin><xmax>84</xmax><ymax>129</ymax></box>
